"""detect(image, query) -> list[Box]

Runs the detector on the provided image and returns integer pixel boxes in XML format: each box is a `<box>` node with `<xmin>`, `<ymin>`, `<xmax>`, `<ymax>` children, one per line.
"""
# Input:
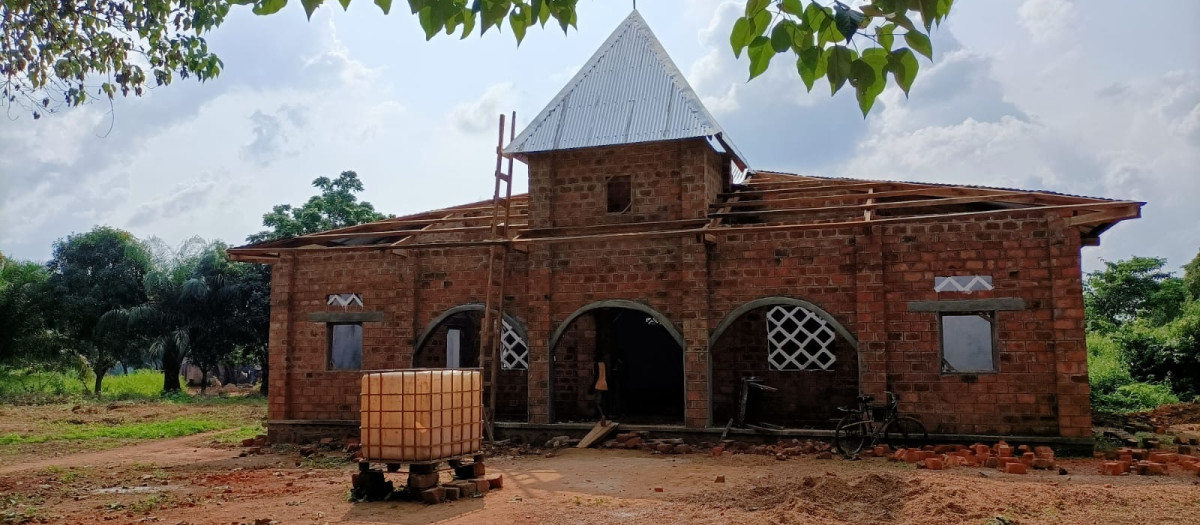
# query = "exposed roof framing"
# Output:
<box><xmin>227</xmin><ymin>172</ymin><xmax>1141</xmax><ymax>258</ymax></box>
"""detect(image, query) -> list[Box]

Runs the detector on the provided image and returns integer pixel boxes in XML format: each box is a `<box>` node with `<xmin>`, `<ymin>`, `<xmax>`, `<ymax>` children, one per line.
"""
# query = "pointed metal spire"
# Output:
<box><xmin>504</xmin><ymin>10</ymin><xmax>747</xmax><ymax>167</ymax></box>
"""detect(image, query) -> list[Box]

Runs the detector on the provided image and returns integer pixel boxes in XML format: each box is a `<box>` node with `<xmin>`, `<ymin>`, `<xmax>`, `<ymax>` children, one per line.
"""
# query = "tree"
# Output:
<box><xmin>178</xmin><ymin>245</ymin><xmax>251</xmax><ymax>393</ymax></box>
<box><xmin>226</xmin><ymin>263</ymin><xmax>271</xmax><ymax>394</ymax></box>
<box><xmin>246</xmin><ymin>170</ymin><xmax>387</xmax><ymax>243</ymax></box>
<box><xmin>103</xmin><ymin>237</ymin><xmax>229</xmax><ymax>393</ymax></box>
<box><xmin>0</xmin><ymin>254</ymin><xmax>52</xmax><ymax>365</ymax></box>
<box><xmin>727</xmin><ymin>0</ymin><xmax>953</xmax><ymax>116</ymax></box>
<box><xmin>1118</xmin><ymin>300</ymin><xmax>1200</xmax><ymax>402</ymax></box>
<box><xmin>45</xmin><ymin>227</ymin><xmax>152</xmax><ymax>395</ymax></box>
<box><xmin>1084</xmin><ymin>257</ymin><xmax>1187</xmax><ymax>332</ymax></box>
<box><xmin>6</xmin><ymin>1</ymin><xmax>949</xmax><ymax>119</ymax></box>
<box><xmin>1183</xmin><ymin>250</ymin><xmax>1200</xmax><ymax>302</ymax></box>
<box><xmin>1</xmin><ymin>1</ymin><xmax>230</xmax><ymax>118</ymax></box>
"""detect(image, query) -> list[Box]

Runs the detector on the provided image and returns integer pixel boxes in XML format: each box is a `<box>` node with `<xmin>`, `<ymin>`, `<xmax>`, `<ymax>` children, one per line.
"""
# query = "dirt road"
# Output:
<box><xmin>2</xmin><ymin>435</ymin><xmax>1198</xmax><ymax>525</ymax></box>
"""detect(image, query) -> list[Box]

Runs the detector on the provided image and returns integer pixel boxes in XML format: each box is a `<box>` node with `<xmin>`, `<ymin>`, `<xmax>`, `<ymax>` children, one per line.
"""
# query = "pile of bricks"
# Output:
<box><xmin>601</xmin><ymin>431</ymin><xmax>695</xmax><ymax>454</ymax></box>
<box><xmin>1096</xmin><ymin>447</ymin><xmax>1200</xmax><ymax>477</ymax></box>
<box><xmin>237</xmin><ymin>433</ymin><xmax>270</xmax><ymax>457</ymax></box>
<box><xmin>880</xmin><ymin>441</ymin><xmax>1059</xmax><ymax>475</ymax></box>
<box><xmin>411</xmin><ymin>461</ymin><xmax>504</xmax><ymax>505</ymax></box>
<box><xmin>599</xmin><ymin>434</ymin><xmax>834</xmax><ymax>460</ymax></box>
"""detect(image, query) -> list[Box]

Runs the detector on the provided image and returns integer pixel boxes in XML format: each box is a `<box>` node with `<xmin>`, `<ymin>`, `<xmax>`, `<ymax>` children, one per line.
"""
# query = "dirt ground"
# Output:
<box><xmin>2</xmin><ymin>432</ymin><xmax>1199</xmax><ymax>525</ymax></box>
<box><xmin>3</xmin><ymin>401</ymin><xmax>1200</xmax><ymax>524</ymax></box>
<box><xmin>0</xmin><ymin>400</ymin><xmax>265</xmax><ymax>464</ymax></box>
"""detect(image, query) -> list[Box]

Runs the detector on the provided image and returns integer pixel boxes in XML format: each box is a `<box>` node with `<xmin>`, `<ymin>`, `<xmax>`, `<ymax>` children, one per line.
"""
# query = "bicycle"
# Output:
<box><xmin>833</xmin><ymin>391</ymin><xmax>928</xmax><ymax>457</ymax></box>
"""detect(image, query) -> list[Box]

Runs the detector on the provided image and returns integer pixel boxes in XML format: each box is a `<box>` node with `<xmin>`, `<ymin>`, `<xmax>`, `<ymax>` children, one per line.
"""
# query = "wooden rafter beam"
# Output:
<box><xmin>709</xmin><ymin>192</ymin><xmax>1040</xmax><ymax>219</ymax></box>
<box><xmin>1064</xmin><ymin>203</ymin><xmax>1142</xmax><ymax>227</ymax></box>
<box><xmin>522</xmin><ymin>218</ymin><xmax>709</xmax><ymax>238</ymax></box>
<box><xmin>228</xmin><ymin>254</ymin><xmax>279</xmax><ymax>263</ymax></box>
<box><xmin>720</xmin><ymin>181</ymin><xmax>888</xmax><ymax>197</ymax></box>
<box><xmin>703</xmin><ymin>200</ymin><xmax>1142</xmax><ymax>236</ymax></box>
<box><xmin>711</xmin><ymin>185</ymin><xmax>1031</xmax><ymax>209</ymax></box>
<box><xmin>295</xmin><ymin>223</ymin><xmax>529</xmax><ymax>242</ymax></box>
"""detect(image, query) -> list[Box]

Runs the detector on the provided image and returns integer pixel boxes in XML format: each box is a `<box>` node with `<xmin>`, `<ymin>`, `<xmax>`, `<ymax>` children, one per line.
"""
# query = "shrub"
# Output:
<box><xmin>1092</xmin><ymin>382</ymin><xmax>1180</xmax><ymax>413</ymax></box>
<box><xmin>1087</xmin><ymin>333</ymin><xmax>1131</xmax><ymax>396</ymax></box>
<box><xmin>1118</xmin><ymin>301</ymin><xmax>1200</xmax><ymax>401</ymax></box>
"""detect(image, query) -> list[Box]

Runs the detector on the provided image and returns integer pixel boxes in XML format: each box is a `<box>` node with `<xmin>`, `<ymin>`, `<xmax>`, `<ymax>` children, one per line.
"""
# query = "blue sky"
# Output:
<box><xmin>1</xmin><ymin>0</ymin><xmax>1197</xmax><ymax>273</ymax></box>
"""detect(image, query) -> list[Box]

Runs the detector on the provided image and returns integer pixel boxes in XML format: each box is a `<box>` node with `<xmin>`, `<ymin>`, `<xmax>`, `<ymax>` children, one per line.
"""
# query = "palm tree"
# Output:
<box><xmin>102</xmin><ymin>238</ymin><xmax>251</xmax><ymax>394</ymax></box>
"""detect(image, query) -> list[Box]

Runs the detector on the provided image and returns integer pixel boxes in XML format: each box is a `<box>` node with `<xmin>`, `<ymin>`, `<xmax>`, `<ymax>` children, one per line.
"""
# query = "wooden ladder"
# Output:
<box><xmin>480</xmin><ymin>112</ymin><xmax>516</xmax><ymax>439</ymax></box>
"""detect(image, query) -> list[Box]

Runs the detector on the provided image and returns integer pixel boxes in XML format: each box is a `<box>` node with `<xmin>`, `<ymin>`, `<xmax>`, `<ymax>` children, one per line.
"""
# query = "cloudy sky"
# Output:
<box><xmin>0</xmin><ymin>0</ymin><xmax>1197</xmax><ymax>273</ymax></box>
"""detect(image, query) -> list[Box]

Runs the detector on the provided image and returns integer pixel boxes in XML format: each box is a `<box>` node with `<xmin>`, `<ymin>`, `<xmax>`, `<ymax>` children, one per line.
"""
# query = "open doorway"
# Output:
<box><xmin>413</xmin><ymin>306</ymin><xmax>528</xmax><ymax>422</ymax></box>
<box><xmin>551</xmin><ymin>305</ymin><xmax>684</xmax><ymax>425</ymax></box>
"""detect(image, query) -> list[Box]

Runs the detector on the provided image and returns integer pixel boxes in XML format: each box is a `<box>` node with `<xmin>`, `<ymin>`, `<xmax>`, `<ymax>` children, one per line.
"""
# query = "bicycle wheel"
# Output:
<box><xmin>833</xmin><ymin>416</ymin><xmax>871</xmax><ymax>457</ymax></box>
<box><xmin>882</xmin><ymin>416</ymin><xmax>927</xmax><ymax>450</ymax></box>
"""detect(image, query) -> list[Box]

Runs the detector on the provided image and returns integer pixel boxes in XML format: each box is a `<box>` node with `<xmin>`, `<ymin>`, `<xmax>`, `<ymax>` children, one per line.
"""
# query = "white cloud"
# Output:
<box><xmin>1017</xmin><ymin>0</ymin><xmax>1076</xmax><ymax>44</ymax></box>
<box><xmin>449</xmin><ymin>83</ymin><xmax>516</xmax><ymax>134</ymax></box>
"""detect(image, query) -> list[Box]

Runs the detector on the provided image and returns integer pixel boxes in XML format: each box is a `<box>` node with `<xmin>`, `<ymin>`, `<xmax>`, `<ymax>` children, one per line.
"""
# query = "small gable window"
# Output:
<box><xmin>939</xmin><ymin>312</ymin><xmax>996</xmax><ymax>373</ymax></box>
<box><xmin>329</xmin><ymin>323</ymin><xmax>363</xmax><ymax>370</ymax></box>
<box><xmin>606</xmin><ymin>175</ymin><xmax>632</xmax><ymax>214</ymax></box>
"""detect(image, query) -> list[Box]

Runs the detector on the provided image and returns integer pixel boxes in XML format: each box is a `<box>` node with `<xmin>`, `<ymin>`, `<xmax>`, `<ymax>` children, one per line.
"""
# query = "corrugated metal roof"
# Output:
<box><xmin>505</xmin><ymin>10</ymin><xmax>746</xmax><ymax>164</ymax></box>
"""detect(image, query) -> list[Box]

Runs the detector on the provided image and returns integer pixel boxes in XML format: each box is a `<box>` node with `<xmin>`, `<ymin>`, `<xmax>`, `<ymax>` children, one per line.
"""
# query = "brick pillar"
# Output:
<box><xmin>526</xmin><ymin>244</ymin><xmax>553</xmax><ymax>423</ymax></box>
<box><xmin>1048</xmin><ymin>214</ymin><xmax>1091</xmax><ymax>437</ymax></box>
<box><xmin>268</xmin><ymin>254</ymin><xmax>296</xmax><ymax>421</ymax></box>
<box><xmin>855</xmin><ymin>225</ymin><xmax>888</xmax><ymax>402</ymax></box>
<box><xmin>680</xmin><ymin>237</ymin><xmax>712</xmax><ymax>428</ymax></box>
<box><xmin>395</xmin><ymin>253</ymin><xmax>416</xmax><ymax>369</ymax></box>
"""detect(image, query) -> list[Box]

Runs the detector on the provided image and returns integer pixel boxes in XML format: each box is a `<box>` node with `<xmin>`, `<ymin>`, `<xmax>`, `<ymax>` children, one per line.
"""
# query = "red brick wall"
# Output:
<box><xmin>867</xmin><ymin>211</ymin><xmax>1089</xmax><ymax>437</ymax></box>
<box><xmin>709</xmin><ymin>308</ymin><xmax>859</xmax><ymax>428</ymax></box>
<box><xmin>267</xmin><ymin>251</ymin><xmax>410</xmax><ymax>423</ymax></box>
<box><xmin>265</xmin><ymin>138</ymin><xmax>1092</xmax><ymax>440</ymax></box>
<box><xmin>526</xmin><ymin>139</ymin><xmax>727</xmax><ymax>230</ymax></box>
<box><xmin>267</xmin><ymin>246</ymin><xmax>532</xmax><ymax>425</ymax></box>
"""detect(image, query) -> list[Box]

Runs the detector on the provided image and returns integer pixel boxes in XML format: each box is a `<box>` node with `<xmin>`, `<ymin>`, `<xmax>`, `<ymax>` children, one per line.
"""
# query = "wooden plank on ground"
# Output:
<box><xmin>577</xmin><ymin>421</ymin><xmax>619</xmax><ymax>448</ymax></box>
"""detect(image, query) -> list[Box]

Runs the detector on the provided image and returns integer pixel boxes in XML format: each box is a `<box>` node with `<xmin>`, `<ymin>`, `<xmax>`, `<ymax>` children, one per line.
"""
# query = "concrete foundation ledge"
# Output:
<box><xmin>267</xmin><ymin>419</ymin><xmax>359</xmax><ymax>444</ymax></box>
<box><xmin>493</xmin><ymin>422</ymin><xmax>1096</xmax><ymax>456</ymax></box>
<box><xmin>267</xmin><ymin>419</ymin><xmax>1095</xmax><ymax>455</ymax></box>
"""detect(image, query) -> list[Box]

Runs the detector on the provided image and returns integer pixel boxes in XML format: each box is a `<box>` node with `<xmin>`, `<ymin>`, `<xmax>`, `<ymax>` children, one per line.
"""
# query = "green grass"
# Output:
<box><xmin>0</xmin><ymin>418</ymin><xmax>230</xmax><ymax>446</ymax></box>
<box><xmin>210</xmin><ymin>422</ymin><xmax>266</xmax><ymax>445</ymax></box>
<box><xmin>0</xmin><ymin>369</ymin><xmax>264</xmax><ymax>405</ymax></box>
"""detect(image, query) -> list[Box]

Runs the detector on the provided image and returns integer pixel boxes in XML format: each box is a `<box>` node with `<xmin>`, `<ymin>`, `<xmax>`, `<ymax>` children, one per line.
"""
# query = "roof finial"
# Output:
<box><xmin>633</xmin><ymin>0</ymin><xmax>636</xmax><ymax>10</ymax></box>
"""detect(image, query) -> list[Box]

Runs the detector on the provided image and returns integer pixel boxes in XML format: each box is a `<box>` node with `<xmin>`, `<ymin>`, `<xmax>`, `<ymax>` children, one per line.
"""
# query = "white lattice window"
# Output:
<box><xmin>766</xmin><ymin>305</ymin><xmax>837</xmax><ymax>371</ymax></box>
<box><xmin>500</xmin><ymin>319</ymin><xmax>529</xmax><ymax>370</ymax></box>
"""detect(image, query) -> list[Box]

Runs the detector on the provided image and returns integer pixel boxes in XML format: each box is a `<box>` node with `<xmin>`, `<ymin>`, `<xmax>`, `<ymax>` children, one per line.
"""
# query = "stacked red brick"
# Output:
<box><xmin>877</xmin><ymin>441</ymin><xmax>1058</xmax><ymax>474</ymax></box>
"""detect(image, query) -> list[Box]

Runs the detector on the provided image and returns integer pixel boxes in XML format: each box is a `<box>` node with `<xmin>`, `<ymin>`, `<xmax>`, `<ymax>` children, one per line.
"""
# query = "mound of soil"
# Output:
<box><xmin>1129</xmin><ymin>402</ymin><xmax>1200</xmax><ymax>427</ymax></box>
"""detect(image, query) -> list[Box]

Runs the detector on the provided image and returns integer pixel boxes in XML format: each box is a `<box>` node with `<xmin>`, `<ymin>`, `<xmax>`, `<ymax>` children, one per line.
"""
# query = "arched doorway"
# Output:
<box><xmin>709</xmin><ymin>297</ymin><xmax>860</xmax><ymax>429</ymax></box>
<box><xmin>549</xmin><ymin>300</ymin><xmax>685</xmax><ymax>425</ymax></box>
<box><xmin>413</xmin><ymin>304</ymin><xmax>530</xmax><ymax>422</ymax></box>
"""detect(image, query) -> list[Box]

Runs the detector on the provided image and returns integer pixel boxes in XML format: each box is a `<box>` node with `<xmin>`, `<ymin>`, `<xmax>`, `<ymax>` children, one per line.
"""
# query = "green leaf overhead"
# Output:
<box><xmin>886</xmin><ymin>47</ymin><xmax>919</xmax><ymax>96</ymax></box>
<box><xmin>0</xmin><ymin>0</ymin><xmax>950</xmax><ymax>120</ymax></box>
<box><xmin>731</xmin><ymin>17</ymin><xmax>755</xmax><ymax>58</ymax></box>
<box><xmin>825</xmin><ymin>45</ymin><xmax>855</xmax><ymax>95</ymax></box>
<box><xmin>877</xmin><ymin>23</ymin><xmax>895</xmax><ymax>51</ymax></box>
<box><xmin>301</xmin><ymin>0</ymin><xmax>324</xmax><ymax>19</ymax></box>
<box><xmin>254</xmin><ymin>0</ymin><xmax>289</xmax><ymax>15</ymax></box>
<box><xmin>796</xmin><ymin>45</ymin><xmax>827</xmax><ymax>92</ymax></box>
<box><xmin>904</xmin><ymin>30</ymin><xmax>933</xmax><ymax>59</ymax></box>
<box><xmin>771</xmin><ymin>21</ymin><xmax>796</xmax><ymax>53</ymax></box>
<box><xmin>747</xmin><ymin>36</ymin><xmax>776</xmax><ymax>80</ymax></box>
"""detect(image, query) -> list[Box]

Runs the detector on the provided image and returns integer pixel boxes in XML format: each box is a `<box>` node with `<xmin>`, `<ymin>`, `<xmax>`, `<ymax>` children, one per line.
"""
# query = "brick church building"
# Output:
<box><xmin>229</xmin><ymin>11</ymin><xmax>1140</xmax><ymax>445</ymax></box>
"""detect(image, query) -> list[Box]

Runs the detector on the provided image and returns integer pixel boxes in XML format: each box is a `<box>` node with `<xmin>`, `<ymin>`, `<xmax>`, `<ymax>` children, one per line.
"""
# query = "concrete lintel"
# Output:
<box><xmin>306</xmin><ymin>311</ymin><xmax>386</xmax><ymax>323</ymax></box>
<box><xmin>907</xmin><ymin>298</ymin><xmax>1026</xmax><ymax>312</ymax></box>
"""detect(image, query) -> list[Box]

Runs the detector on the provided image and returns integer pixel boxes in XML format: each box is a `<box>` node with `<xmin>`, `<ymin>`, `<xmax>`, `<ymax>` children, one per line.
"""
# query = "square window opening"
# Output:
<box><xmin>939</xmin><ymin>312</ymin><xmax>996</xmax><ymax>373</ymax></box>
<box><xmin>606</xmin><ymin>175</ymin><xmax>632</xmax><ymax>214</ymax></box>
<box><xmin>328</xmin><ymin>323</ymin><xmax>363</xmax><ymax>370</ymax></box>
